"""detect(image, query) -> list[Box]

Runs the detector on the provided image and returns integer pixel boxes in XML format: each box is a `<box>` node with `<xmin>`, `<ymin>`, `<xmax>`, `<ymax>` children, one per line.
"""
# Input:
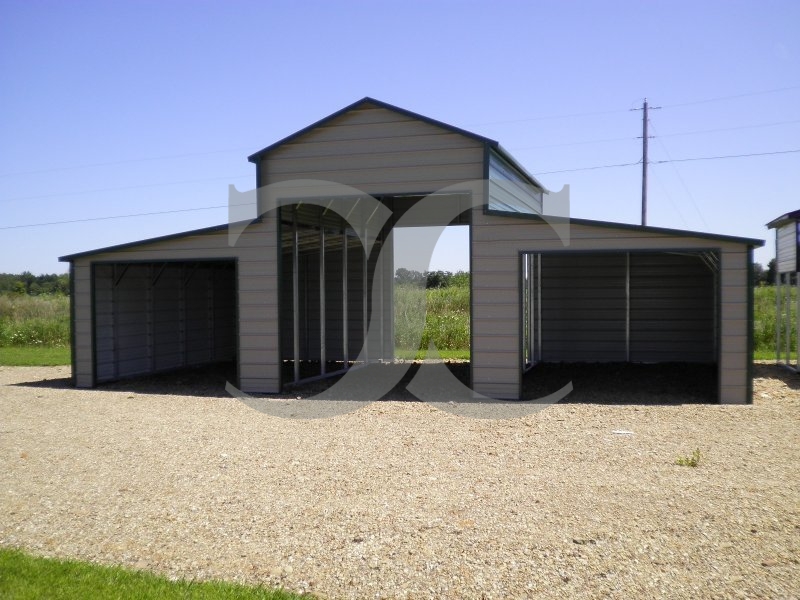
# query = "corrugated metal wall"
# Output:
<box><xmin>92</xmin><ymin>261</ymin><xmax>236</xmax><ymax>383</ymax></box>
<box><xmin>629</xmin><ymin>253</ymin><xmax>715</xmax><ymax>362</ymax></box>
<box><xmin>540</xmin><ymin>254</ymin><xmax>627</xmax><ymax>362</ymax></box>
<box><xmin>775</xmin><ymin>222</ymin><xmax>797</xmax><ymax>273</ymax></box>
<box><xmin>472</xmin><ymin>211</ymin><xmax>752</xmax><ymax>403</ymax></box>
<box><xmin>537</xmin><ymin>252</ymin><xmax>715</xmax><ymax>363</ymax></box>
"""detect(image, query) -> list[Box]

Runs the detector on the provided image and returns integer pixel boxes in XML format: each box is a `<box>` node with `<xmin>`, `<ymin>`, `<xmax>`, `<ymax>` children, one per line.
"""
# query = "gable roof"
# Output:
<box><xmin>246</xmin><ymin>96</ymin><xmax>547</xmax><ymax>192</ymax></box>
<box><xmin>766</xmin><ymin>209</ymin><xmax>800</xmax><ymax>229</ymax></box>
<box><xmin>247</xmin><ymin>97</ymin><xmax>498</xmax><ymax>163</ymax></box>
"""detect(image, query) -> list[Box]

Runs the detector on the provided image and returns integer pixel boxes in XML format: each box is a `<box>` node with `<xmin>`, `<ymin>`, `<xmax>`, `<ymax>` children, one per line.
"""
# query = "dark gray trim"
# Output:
<box><xmin>517</xmin><ymin>251</ymin><xmax>525</xmax><ymax>397</ymax></box>
<box><xmin>59</xmin><ymin>222</ymin><xmax>237</xmax><ymax>262</ymax></box>
<box><xmin>233</xmin><ymin>257</ymin><xmax>241</xmax><ymax>390</ymax></box>
<box><xmin>766</xmin><ymin>209</ymin><xmax>800</xmax><ymax>229</ymax></box>
<box><xmin>247</xmin><ymin>97</ymin><xmax>499</xmax><ymax>163</ymax></box>
<box><xmin>715</xmin><ymin>250</ymin><xmax>723</xmax><ymax>404</ymax></box>
<box><xmin>88</xmin><ymin>257</ymin><xmax>238</xmax><ymax>266</ymax></box>
<box><xmin>746</xmin><ymin>247</ymin><xmax>755</xmax><ymax>405</ymax></box>
<box><xmin>276</xmin><ymin>210</ymin><xmax>284</xmax><ymax>392</ymax></box>
<box><xmin>90</xmin><ymin>262</ymin><xmax>97</xmax><ymax>387</ymax></box>
<box><xmin>468</xmin><ymin>203</ymin><xmax>475</xmax><ymax>391</ymax></box>
<box><xmin>482</xmin><ymin>210</ymin><xmax>765</xmax><ymax>247</ymax></box>
<box><xmin>69</xmin><ymin>263</ymin><xmax>76</xmax><ymax>386</ymax></box>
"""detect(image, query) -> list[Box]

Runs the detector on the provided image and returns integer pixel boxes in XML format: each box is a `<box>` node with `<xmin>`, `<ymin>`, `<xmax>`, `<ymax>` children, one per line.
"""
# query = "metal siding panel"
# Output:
<box><xmin>629</xmin><ymin>253</ymin><xmax>714</xmax><ymax>363</ymax></box>
<box><xmin>776</xmin><ymin>223</ymin><xmax>796</xmax><ymax>273</ymax></box>
<box><xmin>540</xmin><ymin>254</ymin><xmax>627</xmax><ymax>362</ymax></box>
<box><xmin>261</xmin><ymin>106</ymin><xmax>484</xmax><ymax>196</ymax></box>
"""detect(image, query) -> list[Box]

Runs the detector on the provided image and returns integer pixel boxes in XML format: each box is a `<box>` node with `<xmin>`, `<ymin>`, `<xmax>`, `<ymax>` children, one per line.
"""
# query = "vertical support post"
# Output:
<box><xmin>292</xmin><ymin>208</ymin><xmax>300</xmax><ymax>383</ymax></box>
<box><xmin>379</xmin><ymin>232</ymin><xmax>385</xmax><ymax>360</ymax></box>
<box><xmin>319</xmin><ymin>219</ymin><xmax>326</xmax><ymax>375</ymax></box>
<box><xmin>342</xmin><ymin>227</ymin><xmax>349</xmax><ymax>368</ymax></box>
<box><xmin>112</xmin><ymin>265</ymin><xmax>119</xmax><ymax>379</ymax></box>
<box><xmin>775</xmin><ymin>272</ymin><xmax>783</xmax><ymax>363</ymax></box>
<box><xmin>362</xmin><ymin>221</ymin><xmax>368</xmax><ymax>363</ymax></box>
<box><xmin>179</xmin><ymin>264</ymin><xmax>186</xmax><ymax>368</ymax></box>
<box><xmin>147</xmin><ymin>263</ymin><xmax>154</xmax><ymax>372</ymax></box>
<box><xmin>522</xmin><ymin>254</ymin><xmax>529</xmax><ymax>367</ymax></box>
<box><xmin>625</xmin><ymin>252</ymin><xmax>631</xmax><ymax>362</ymax></box>
<box><xmin>528</xmin><ymin>254</ymin><xmax>539</xmax><ymax>366</ymax></box>
<box><xmin>537</xmin><ymin>253</ymin><xmax>542</xmax><ymax>361</ymax></box>
<box><xmin>796</xmin><ymin>272</ymin><xmax>800</xmax><ymax>371</ymax></box>
<box><xmin>786</xmin><ymin>274</ymin><xmax>792</xmax><ymax>364</ymax></box>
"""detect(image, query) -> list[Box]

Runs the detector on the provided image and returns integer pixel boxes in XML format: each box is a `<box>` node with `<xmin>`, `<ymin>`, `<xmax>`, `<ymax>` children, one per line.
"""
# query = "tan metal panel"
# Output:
<box><xmin>776</xmin><ymin>223</ymin><xmax>796</xmax><ymax>273</ymax></box>
<box><xmin>273</xmin><ymin>132</ymin><xmax>481</xmax><ymax>159</ymax></box>
<box><xmin>261</xmin><ymin>106</ymin><xmax>484</xmax><ymax>197</ymax></box>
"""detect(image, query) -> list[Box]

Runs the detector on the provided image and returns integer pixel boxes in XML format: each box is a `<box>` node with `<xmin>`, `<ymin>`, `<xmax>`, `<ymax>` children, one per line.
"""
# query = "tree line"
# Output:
<box><xmin>0</xmin><ymin>260</ymin><xmax>779</xmax><ymax>297</ymax></box>
<box><xmin>0</xmin><ymin>272</ymin><xmax>70</xmax><ymax>296</ymax></box>
<box><xmin>394</xmin><ymin>269</ymin><xmax>470</xmax><ymax>289</ymax></box>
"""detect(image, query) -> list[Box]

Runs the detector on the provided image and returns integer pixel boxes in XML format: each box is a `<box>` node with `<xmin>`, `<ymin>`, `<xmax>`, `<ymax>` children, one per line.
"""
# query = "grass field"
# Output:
<box><xmin>0</xmin><ymin>285</ymin><xmax>790</xmax><ymax>367</ymax></box>
<box><xmin>0</xmin><ymin>548</ymin><xmax>303</xmax><ymax>600</ymax></box>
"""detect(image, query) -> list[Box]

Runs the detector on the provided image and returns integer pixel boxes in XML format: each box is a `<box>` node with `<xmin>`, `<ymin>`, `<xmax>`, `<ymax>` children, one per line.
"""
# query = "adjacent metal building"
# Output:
<box><xmin>767</xmin><ymin>209</ymin><xmax>800</xmax><ymax>371</ymax></box>
<box><xmin>61</xmin><ymin>98</ymin><xmax>763</xmax><ymax>404</ymax></box>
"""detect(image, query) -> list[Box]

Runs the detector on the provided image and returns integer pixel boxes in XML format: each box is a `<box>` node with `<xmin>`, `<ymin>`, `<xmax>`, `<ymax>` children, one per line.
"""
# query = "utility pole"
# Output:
<box><xmin>633</xmin><ymin>98</ymin><xmax>660</xmax><ymax>225</ymax></box>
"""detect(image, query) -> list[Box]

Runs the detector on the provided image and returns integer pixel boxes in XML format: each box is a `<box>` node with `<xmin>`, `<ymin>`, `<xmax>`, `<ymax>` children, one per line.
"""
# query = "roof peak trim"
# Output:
<box><xmin>247</xmin><ymin>97</ymin><xmax>499</xmax><ymax>163</ymax></box>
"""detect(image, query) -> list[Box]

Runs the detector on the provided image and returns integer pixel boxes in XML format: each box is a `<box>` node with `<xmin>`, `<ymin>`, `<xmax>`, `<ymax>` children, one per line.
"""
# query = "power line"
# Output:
<box><xmin>649</xmin><ymin>121</ymin><xmax>708</xmax><ymax>228</ymax></box>
<box><xmin>0</xmin><ymin>174</ymin><xmax>252</xmax><ymax>204</ymax></box>
<box><xmin>654</xmin><ymin>148</ymin><xmax>800</xmax><ymax>164</ymax></box>
<box><xmin>0</xmin><ymin>147</ymin><xmax>254</xmax><ymax>179</ymax></box>
<box><xmin>533</xmin><ymin>160</ymin><xmax>641</xmax><ymax>176</ymax></box>
<box><xmin>658</xmin><ymin>118</ymin><xmax>800</xmax><ymax>138</ymax></box>
<box><xmin>660</xmin><ymin>85</ymin><xmax>800</xmax><ymax>109</ymax></box>
<box><xmin>469</xmin><ymin>107</ymin><xmax>631</xmax><ymax>127</ymax></box>
<box><xmin>3</xmin><ymin>146</ymin><xmax>797</xmax><ymax>231</ymax></box>
<box><xmin>0</xmin><ymin>203</ymin><xmax>255</xmax><ymax>231</ymax></box>
<box><xmin>510</xmin><ymin>135</ymin><xmax>637</xmax><ymax>151</ymax></box>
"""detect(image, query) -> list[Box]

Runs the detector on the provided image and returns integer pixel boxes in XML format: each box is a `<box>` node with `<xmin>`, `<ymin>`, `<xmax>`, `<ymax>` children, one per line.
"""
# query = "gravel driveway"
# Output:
<box><xmin>1</xmin><ymin>364</ymin><xmax>798</xmax><ymax>599</ymax></box>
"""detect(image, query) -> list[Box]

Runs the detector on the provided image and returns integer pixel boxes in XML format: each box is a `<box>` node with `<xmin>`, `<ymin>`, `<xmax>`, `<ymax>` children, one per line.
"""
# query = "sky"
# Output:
<box><xmin>1</xmin><ymin>0</ymin><xmax>798</xmax><ymax>274</ymax></box>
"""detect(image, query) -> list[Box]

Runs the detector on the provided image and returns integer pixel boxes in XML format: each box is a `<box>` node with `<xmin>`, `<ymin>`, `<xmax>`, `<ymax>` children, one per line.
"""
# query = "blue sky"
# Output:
<box><xmin>1</xmin><ymin>0</ymin><xmax>798</xmax><ymax>274</ymax></box>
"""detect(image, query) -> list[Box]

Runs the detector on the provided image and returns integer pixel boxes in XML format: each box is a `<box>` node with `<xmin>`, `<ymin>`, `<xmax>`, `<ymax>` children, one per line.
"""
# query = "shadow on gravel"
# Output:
<box><xmin>11</xmin><ymin>363</ymin><xmax>238</xmax><ymax>398</ymax></box>
<box><xmin>525</xmin><ymin>362</ymin><xmax>718</xmax><ymax>405</ymax></box>
<box><xmin>753</xmin><ymin>362</ymin><xmax>800</xmax><ymax>390</ymax></box>
<box><xmin>13</xmin><ymin>361</ymin><xmax>723</xmax><ymax>404</ymax></box>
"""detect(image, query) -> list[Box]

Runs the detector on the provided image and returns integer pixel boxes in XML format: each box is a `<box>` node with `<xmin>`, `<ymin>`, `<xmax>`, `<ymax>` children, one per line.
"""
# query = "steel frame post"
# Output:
<box><xmin>319</xmin><ymin>217</ymin><xmax>326</xmax><ymax>375</ymax></box>
<box><xmin>292</xmin><ymin>208</ymin><xmax>300</xmax><ymax>383</ymax></box>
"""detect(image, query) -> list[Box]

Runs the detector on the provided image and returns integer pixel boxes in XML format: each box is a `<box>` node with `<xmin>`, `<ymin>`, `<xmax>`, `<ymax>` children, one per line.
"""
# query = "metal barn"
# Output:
<box><xmin>61</xmin><ymin>98</ymin><xmax>762</xmax><ymax>404</ymax></box>
<box><xmin>767</xmin><ymin>210</ymin><xmax>800</xmax><ymax>371</ymax></box>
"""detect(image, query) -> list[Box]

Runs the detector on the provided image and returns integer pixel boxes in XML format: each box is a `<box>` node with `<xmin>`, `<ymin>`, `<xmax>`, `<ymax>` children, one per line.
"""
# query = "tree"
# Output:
<box><xmin>766</xmin><ymin>258</ymin><xmax>777</xmax><ymax>285</ymax></box>
<box><xmin>752</xmin><ymin>262</ymin><xmax>766</xmax><ymax>286</ymax></box>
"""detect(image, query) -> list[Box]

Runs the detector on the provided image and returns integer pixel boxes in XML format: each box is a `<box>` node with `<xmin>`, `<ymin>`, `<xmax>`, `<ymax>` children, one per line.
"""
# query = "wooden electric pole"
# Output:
<box><xmin>641</xmin><ymin>99</ymin><xmax>649</xmax><ymax>226</ymax></box>
<box><xmin>633</xmin><ymin>98</ymin><xmax>660</xmax><ymax>226</ymax></box>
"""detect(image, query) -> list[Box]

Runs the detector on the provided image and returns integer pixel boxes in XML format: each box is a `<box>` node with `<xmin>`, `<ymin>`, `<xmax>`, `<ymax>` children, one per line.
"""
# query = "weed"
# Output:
<box><xmin>676</xmin><ymin>448</ymin><xmax>702</xmax><ymax>467</ymax></box>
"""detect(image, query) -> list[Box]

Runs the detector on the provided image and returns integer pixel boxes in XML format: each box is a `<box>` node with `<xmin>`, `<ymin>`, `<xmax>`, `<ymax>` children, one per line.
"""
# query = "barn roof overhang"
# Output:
<box><xmin>246</xmin><ymin>96</ymin><xmax>547</xmax><ymax>193</ymax></box>
<box><xmin>486</xmin><ymin>210</ymin><xmax>765</xmax><ymax>247</ymax></box>
<box><xmin>766</xmin><ymin>209</ymin><xmax>800</xmax><ymax>229</ymax></box>
<box><xmin>58</xmin><ymin>221</ymin><xmax>235</xmax><ymax>262</ymax></box>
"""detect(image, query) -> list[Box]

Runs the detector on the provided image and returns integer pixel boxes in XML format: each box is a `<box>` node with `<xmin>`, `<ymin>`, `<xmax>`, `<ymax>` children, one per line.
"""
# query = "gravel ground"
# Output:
<box><xmin>1</xmin><ymin>363</ymin><xmax>798</xmax><ymax>599</ymax></box>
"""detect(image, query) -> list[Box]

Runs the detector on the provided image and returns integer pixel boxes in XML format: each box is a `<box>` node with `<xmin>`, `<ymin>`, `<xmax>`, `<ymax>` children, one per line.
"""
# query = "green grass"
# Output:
<box><xmin>395</xmin><ymin>348</ymin><xmax>470</xmax><ymax>361</ymax></box>
<box><xmin>754</xmin><ymin>284</ymin><xmax>795</xmax><ymax>359</ymax></box>
<box><xmin>0</xmin><ymin>285</ymin><xmax>790</xmax><ymax>367</ymax></box>
<box><xmin>0</xmin><ymin>294</ymin><xmax>70</xmax><ymax>347</ymax></box>
<box><xmin>0</xmin><ymin>345</ymin><xmax>71</xmax><ymax>366</ymax></box>
<box><xmin>0</xmin><ymin>547</ymin><xmax>306</xmax><ymax>600</ymax></box>
<box><xmin>394</xmin><ymin>284</ymin><xmax>470</xmax><ymax>354</ymax></box>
